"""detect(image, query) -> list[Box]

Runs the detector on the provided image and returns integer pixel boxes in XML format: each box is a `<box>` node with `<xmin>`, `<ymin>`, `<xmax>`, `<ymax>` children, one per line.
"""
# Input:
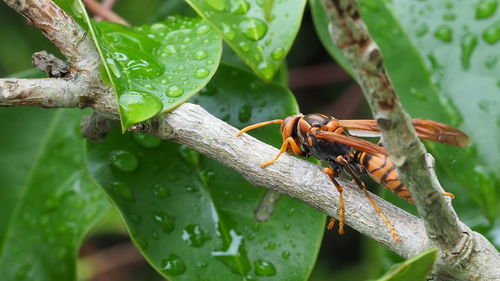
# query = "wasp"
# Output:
<box><xmin>236</xmin><ymin>113</ymin><xmax>468</xmax><ymax>242</ymax></box>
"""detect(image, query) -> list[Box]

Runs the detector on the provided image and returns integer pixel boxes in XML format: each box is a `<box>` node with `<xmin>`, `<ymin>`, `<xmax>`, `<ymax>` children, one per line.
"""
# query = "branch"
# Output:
<box><xmin>4</xmin><ymin>0</ymin><xmax>100</xmax><ymax>76</ymax></box>
<box><xmin>133</xmin><ymin>103</ymin><xmax>429</xmax><ymax>257</ymax></box>
<box><xmin>321</xmin><ymin>0</ymin><xmax>499</xmax><ymax>279</ymax></box>
<box><xmin>2</xmin><ymin>0</ymin><xmax>499</xmax><ymax>280</ymax></box>
<box><xmin>0</xmin><ymin>78</ymin><xmax>87</xmax><ymax>108</ymax></box>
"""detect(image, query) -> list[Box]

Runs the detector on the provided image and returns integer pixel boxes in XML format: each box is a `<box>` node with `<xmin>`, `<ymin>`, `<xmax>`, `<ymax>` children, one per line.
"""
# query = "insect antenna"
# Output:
<box><xmin>236</xmin><ymin>119</ymin><xmax>283</xmax><ymax>136</ymax></box>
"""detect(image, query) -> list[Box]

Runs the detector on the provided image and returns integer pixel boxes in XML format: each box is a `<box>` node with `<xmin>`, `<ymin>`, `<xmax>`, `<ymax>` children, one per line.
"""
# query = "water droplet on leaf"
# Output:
<box><xmin>239</xmin><ymin>18</ymin><xmax>268</xmax><ymax>40</ymax></box>
<box><xmin>434</xmin><ymin>25</ymin><xmax>453</xmax><ymax>42</ymax></box>
<box><xmin>109</xmin><ymin>150</ymin><xmax>138</xmax><ymax>172</ymax></box>
<box><xmin>271</xmin><ymin>47</ymin><xmax>285</xmax><ymax>60</ymax></box>
<box><xmin>194</xmin><ymin>68</ymin><xmax>210</xmax><ymax>78</ymax></box>
<box><xmin>119</xmin><ymin>91</ymin><xmax>163</xmax><ymax>127</ymax></box>
<box><xmin>476</xmin><ymin>0</ymin><xmax>497</xmax><ymax>19</ymax></box>
<box><xmin>152</xmin><ymin>183</ymin><xmax>171</xmax><ymax>198</ymax></box>
<box><xmin>161</xmin><ymin>254</ymin><xmax>186</xmax><ymax>276</ymax></box>
<box><xmin>482</xmin><ymin>21</ymin><xmax>500</xmax><ymax>44</ymax></box>
<box><xmin>238</xmin><ymin>104</ymin><xmax>252</xmax><ymax>122</ymax></box>
<box><xmin>182</xmin><ymin>224</ymin><xmax>210</xmax><ymax>247</ymax></box>
<box><xmin>133</xmin><ymin>133</ymin><xmax>161</xmax><ymax>148</ymax></box>
<box><xmin>152</xmin><ymin>211</ymin><xmax>175</xmax><ymax>233</ymax></box>
<box><xmin>111</xmin><ymin>182</ymin><xmax>135</xmax><ymax>201</ymax></box>
<box><xmin>460</xmin><ymin>33</ymin><xmax>477</xmax><ymax>70</ymax></box>
<box><xmin>254</xmin><ymin>260</ymin><xmax>276</xmax><ymax>276</ymax></box>
<box><xmin>166</xmin><ymin>85</ymin><xmax>184</xmax><ymax>97</ymax></box>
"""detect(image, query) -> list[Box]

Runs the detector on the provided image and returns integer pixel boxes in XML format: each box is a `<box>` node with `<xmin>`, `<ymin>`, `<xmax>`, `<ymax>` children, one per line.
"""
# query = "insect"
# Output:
<box><xmin>236</xmin><ymin>113</ymin><xmax>469</xmax><ymax>242</ymax></box>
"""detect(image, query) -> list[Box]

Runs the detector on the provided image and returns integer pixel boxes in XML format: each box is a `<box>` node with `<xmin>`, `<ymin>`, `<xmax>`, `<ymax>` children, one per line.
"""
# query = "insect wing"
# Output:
<box><xmin>339</xmin><ymin>119</ymin><xmax>469</xmax><ymax>147</ymax></box>
<box><xmin>314</xmin><ymin>131</ymin><xmax>388</xmax><ymax>156</ymax></box>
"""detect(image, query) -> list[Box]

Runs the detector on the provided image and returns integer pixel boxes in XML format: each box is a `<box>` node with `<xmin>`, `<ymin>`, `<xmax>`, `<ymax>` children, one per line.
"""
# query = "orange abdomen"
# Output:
<box><xmin>357</xmin><ymin>152</ymin><xmax>413</xmax><ymax>203</ymax></box>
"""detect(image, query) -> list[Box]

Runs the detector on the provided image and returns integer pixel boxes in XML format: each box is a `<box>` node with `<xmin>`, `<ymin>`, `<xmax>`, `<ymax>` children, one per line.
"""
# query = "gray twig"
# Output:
<box><xmin>32</xmin><ymin>51</ymin><xmax>69</xmax><ymax>78</ymax></box>
<box><xmin>321</xmin><ymin>0</ymin><xmax>499</xmax><ymax>279</ymax></box>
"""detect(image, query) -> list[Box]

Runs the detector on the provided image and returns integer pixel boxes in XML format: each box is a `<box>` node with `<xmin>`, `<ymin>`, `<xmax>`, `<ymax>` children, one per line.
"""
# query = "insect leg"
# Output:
<box><xmin>260</xmin><ymin>137</ymin><xmax>303</xmax><ymax>167</ymax></box>
<box><xmin>336</xmin><ymin>155</ymin><xmax>400</xmax><ymax>242</ymax></box>
<box><xmin>323</xmin><ymin>167</ymin><xmax>345</xmax><ymax>235</ymax></box>
<box><xmin>236</xmin><ymin>119</ymin><xmax>283</xmax><ymax>136</ymax></box>
<box><xmin>442</xmin><ymin>192</ymin><xmax>455</xmax><ymax>199</ymax></box>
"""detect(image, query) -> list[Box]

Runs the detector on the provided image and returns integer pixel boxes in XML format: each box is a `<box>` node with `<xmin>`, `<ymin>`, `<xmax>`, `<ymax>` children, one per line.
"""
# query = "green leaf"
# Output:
<box><xmin>87</xmin><ymin>64</ymin><xmax>324</xmax><ymax>281</ymax></box>
<box><xmin>0</xmin><ymin>108</ymin><xmax>110</xmax><ymax>281</ymax></box>
<box><xmin>94</xmin><ymin>16</ymin><xmax>222</xmax><ymax>129</ymax></box>
<box><xmin>185</xmin><ymin>0</ymin><xmax>306</xmax><ymax>81</ymax></box>
<box><xmin>369</xmin><ymin>248</ymin><xmax>437</xmax><ymax>281</ymax></box>
<box><xmin>354</xmin><ymin>0</ymin><xmax>500</xmax><ymax>223</ymax></box>
<box><xmin>309</xmin><ymin>0</ymin><xmax>354</xmax><ymax>77</ymax></box>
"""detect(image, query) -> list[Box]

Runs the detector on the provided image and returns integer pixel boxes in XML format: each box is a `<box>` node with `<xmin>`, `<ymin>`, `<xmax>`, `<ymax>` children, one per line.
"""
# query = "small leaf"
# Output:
<box><xmin>0</xmin><ymin>109</ymin><xmax>110</xmax><ymax>281</ymax></box>
<box><xmin>87</xmin><ymin>64</ymin><xmax>324</xmax><ymax>281</ymax></box>
<box><xmin>94</xmin><ymin>16</ymin><xmax>222</xmax><ymax>129</ymax></box>
<box><xmin>185</xmin><ymin>0</ymin><xmax>307</xmax><ymax>81</ymax></box>
<box><xmin>369</xmin><ymin>248</ymin><xmax>437</xmax><ymax>281</ymax></box>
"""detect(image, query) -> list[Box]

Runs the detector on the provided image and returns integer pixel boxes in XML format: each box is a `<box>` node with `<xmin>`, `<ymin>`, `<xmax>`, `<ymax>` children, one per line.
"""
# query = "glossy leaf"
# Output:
<box><xmin>94</xmin><ymin>16</ymin><xmax>222</xmax><ymax>129</ymax></box>
<box><xmin>368</xmin><ymin>248</ymin><xmax>437</xmax><ymax>281</ymax></box>
<box><xmin>357</xmin><ymin>0</ymin><xmax>500</xmax><ymax>228</ymax></box>
<box><xmin>0</xmin><ymin>109</ymin><xmax>110</xmax><ymax>281</ymax></box>
<box><xmin>309</xmin><ymin>0</ymin><xmax>354</xmax><ymax>77</ymax></box>
<box><xmin>185</xmin><ymin>0</ymin><xmax>306</xmax><ymax>81</ymax></box>
<box><xmin>87</xmin><ymin>64</ymin><xmax>324</xmax><ymax>281</ymax></box>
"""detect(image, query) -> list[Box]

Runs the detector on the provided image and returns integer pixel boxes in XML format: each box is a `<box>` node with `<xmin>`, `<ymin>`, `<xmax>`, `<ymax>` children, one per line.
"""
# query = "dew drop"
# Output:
<box><xmin>177</xmin><ymin>65</ymin><xmax>185</xmax><ymax>71</ymax></box>
<box><xmin>206</xmin><ymin>59</ymin><xmax>215</xmax><ymax>65</ymax></box>
<box><xmin>179</xmin><ymin>145</ymin><xmax>201</xmax><ymax>166</ymax></box>
<box><xmin>161</xmin><ymin>254</ymin><xmax>186</xmax><ymax>276</ymax></box>
<box><xmin>182</xmin><ymin>224</ymin><xmax>210</xmax><ymax>247</ymax></box>
<box><xmin>164</xmin><ymin>44</ymin><xmax>177</xmax><ymax>55</ymax></box>
<box><xmin>265</xmin><ymin>241</ymin><xmax>277</xmax><ymax>250</ymax></box>
<box><xmin>460</xmin><ymin>33</ymin><xmax>478</xmax><ymax>70</ymax></box>
<box><xmin>415</xmin><ymin>23</ymin><xmax>429</xmax><ymax>37</ymax></box>
<box><xmin>232</xmin><ymin>0</ymin><xmax>250</xmax><ymax>14</ymax></box>
<box><xmin>194</xmin><ymin>68</ymin><xmax>210</xmax><ymax>78</ymax></box>
<box><xmin>111</xmin><ymin>182</ymin><xmax>135</xmax><ymax>201</ymax></box>
<box><xmin>119</xmin><ymin>91</ymin><xmax>163</xmax><ymax>126</ymax></box>
<box><xmin>196</xmin><ymin>24</ymin><xmax>210</xmax><ymax>34</ymax></box>
<box><xmin>222</xmin><ymin>24</ymin><xmax>235</xmax><ymax>40</ymax></box>
<box><xmin>152</xmin><ymin>231</ymin><xmax>160</xmax><ymax>239</ymax></box>
<box><xmin>106</xmin><ymin>57</ymin><xmax>122</xmax><ymax>78</ymax></box>
<box><xmin>482</xmin><ymin>21</ymin><xmax>500</xmax><ymax>44</ymax></box>
<box><xmin>271</xmin><ymin>47</ymin><xmax>285</xmax><ymax>60</ymax></box>
<box><xmin>212</xmin><ymin>230</ymin><xmax>251</xmax><ymax>274</ymax></box>
<box><xmin>476</xmin><ymin>0</ymin><xmax>498</xmax><ymax>19</ymax></box>
<box><xmin>152</xmin><ymin>211</ymin><xmax>175</xmax><ymax>233</ymax></box>
<box><xmin>166</xmin><ymin>85</ymin><xmax>184</xmax><ymax>97</ymax></box>
<box><xmin>109</xmin><ymin>150</ymin><xmax>138</xmax><ymax>172</ymax></box>
<box><xmin>199</xmin><ymin>169</ymin><xmax>215</xmax><ymax>184</ymax></box>
<box><xmin>240</xmin><ymin>18</ymin><xmax>268</xmax><ymax>40</ymax></box>
<box><xmin>133</xmin><ymin>133</ymin><xmax>161</xmax><ymax>148</ymax></box>
<box><xmin>434</xmin><ymin>25</ymin><xmax>453</xmax><ymax>42</ymax></box>
<box><xmin>193</xmin><ymin>50</ymin><xmax>208</xmax><ymax>60</ymax></box>
<box><xmin>257</xmin><ymin>61</ymin><xmax>274</xmax><ymax>80</ymax></box>
<box><xmin>254</xmin><ymin>260</ymin><xmax>277</xmax><ymax>276</ymax></box>
<box><xmin>281</xmin><ymin>251</ymin><xmax>291</xmax><ymax>259</ymax></box>
<box><xmin>152</xmin><ymin>183</ymin><xmax>170</xmax><ymax>198</ymax></box>
<box><xmin>239</xmin><ymin>41</ymin><xmax>251</xmax><ymax>52</ymax></box>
